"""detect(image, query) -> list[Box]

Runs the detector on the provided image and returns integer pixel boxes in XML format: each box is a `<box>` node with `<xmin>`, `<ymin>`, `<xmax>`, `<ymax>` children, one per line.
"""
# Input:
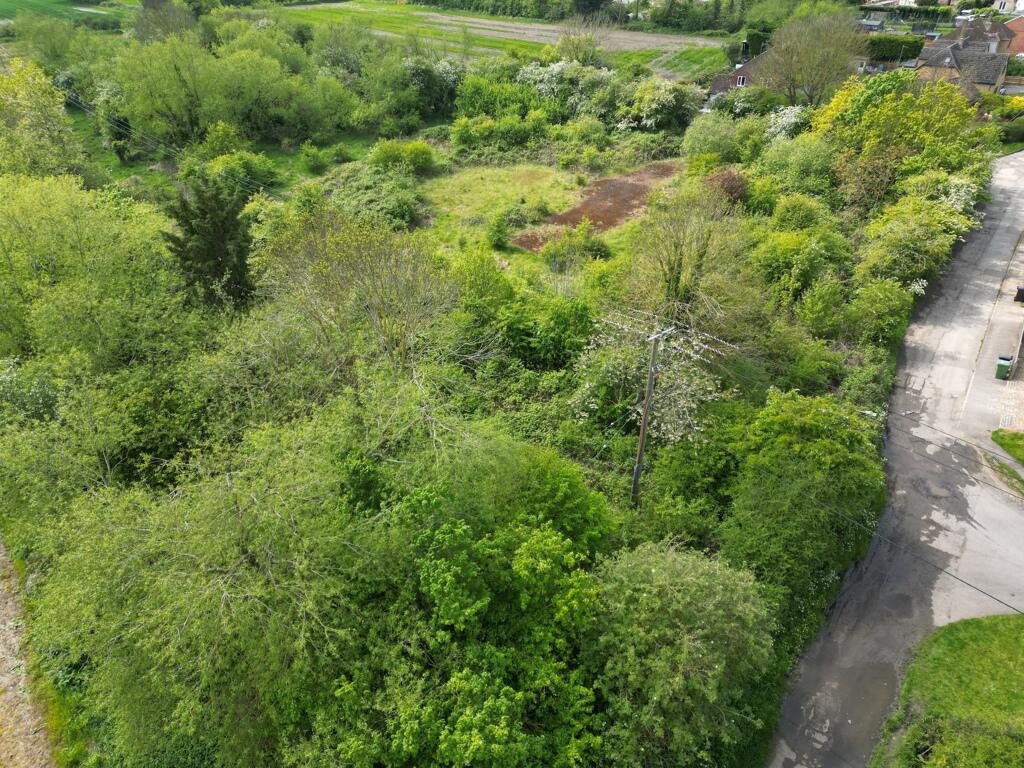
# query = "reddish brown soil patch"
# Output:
<box><xmin>512</xmin><ymin>161</ymin><xmax>679</xmax><ymax>252</ymax></box>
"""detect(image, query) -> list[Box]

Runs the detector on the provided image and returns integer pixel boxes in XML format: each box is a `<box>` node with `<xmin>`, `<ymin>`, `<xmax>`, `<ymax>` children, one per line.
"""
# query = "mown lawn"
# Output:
<box><xmin>871</xmin><ymin>615</ymin><xmax>1024</xmax><ymax>767</ymax></box>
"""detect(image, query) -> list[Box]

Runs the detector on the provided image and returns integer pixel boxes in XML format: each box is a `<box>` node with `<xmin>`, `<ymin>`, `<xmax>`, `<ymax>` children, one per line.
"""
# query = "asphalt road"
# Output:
<box><xmin>767</xmin><ymin>151</ymin><xmax>1024</xmax><ymax>768</ymax></box>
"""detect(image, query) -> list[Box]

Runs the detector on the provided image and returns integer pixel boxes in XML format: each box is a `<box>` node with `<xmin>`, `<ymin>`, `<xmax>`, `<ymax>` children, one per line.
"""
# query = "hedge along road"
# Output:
<box><xmin>767</xmin><ymin>151</ymin><xmax>1024</xmax><ymax>768</ymax></box>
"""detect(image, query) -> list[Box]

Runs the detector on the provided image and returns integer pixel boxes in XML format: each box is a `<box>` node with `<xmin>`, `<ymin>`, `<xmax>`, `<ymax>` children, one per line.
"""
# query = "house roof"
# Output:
<box><xmin>943</xmin><ymin>17</ymin><xmax>1015</xmax><ymax>44</ymax></box>
<box><xmin>917</xmin><ymin>40</ymin><xmax>1009</xmax><ymax>84</ymax></box>
<box><xmin>707</xmin><ymin>52</ymin><xmax>768</xmax><ymax>96</ymax></box>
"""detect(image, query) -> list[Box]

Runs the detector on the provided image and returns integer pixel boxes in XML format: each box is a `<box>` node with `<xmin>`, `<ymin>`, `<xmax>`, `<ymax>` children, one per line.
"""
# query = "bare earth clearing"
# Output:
<box><xmin>298</xmin><ymin>3</ymin><xmax>722</xmax><ymax>51</ymax></box>
<box><xmin>0</xmin><ymin>543</ymin><xmax>53</xmax><ymax>768</ymax></box>
<box><xmin>512</xmin><ymin>160</ymin><xmax>677</xmax><ymax>252</ymax></box>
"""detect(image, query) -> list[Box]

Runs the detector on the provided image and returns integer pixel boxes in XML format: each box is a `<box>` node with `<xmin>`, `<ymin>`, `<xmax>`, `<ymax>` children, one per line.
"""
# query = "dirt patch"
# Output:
<box><xmin>0</xmin><ymin>543</ymin><xmax>54</xmax><ymax>768</ymax></box>
<box><xmin>512</xmin><ymin>160</ymin><xmax>678</xmax><ymax>252</ymax></box>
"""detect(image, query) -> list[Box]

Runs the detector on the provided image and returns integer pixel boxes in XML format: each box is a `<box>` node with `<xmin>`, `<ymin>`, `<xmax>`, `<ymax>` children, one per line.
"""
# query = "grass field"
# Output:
<box><xmin>655</xmin><ymin>46</ymin><xmax>730</xmax><ymax>80</ymax></box>
<box><xmin>992</xmin><ymin>428</ymin><xmax>1024</xmax><ymax>464</ymax></box>
<box><xmin>283</xmin><ymin>1</ymin><xmax>713</xmax><ymax>72</ymax></box>
<box><xmin>283</xmin><ymin>2</ymin><xmax>549</xmax><ymax>58</ymax></box>
<box><xmin>0</xmin><ymin>0</ymin><xmax>134</xmax><ymax>21</ymax></box>
<box><xmin>870</xmin><ymin>615</ymin><xmax>1024</xmax><ymax>767</ymax></box>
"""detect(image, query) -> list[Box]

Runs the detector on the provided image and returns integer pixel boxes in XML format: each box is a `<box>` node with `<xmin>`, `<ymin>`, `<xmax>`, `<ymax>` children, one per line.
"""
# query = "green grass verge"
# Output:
<box><xmin>608</xmin><ymin>49</ymin><xmax>666</xmax><ymax>69</ymax></box>
<box><xmin>1002</xmin><ymin>141</ymin><xmax>1024</xmax><ymax>156</ymax></box>
<box><xmin>992</xmin><ymin>428</ymin><xmax>1024</xmax><ymax>464</ymax></box>
<box><xmin>870</xmin><ymin>615</ymin><xmax>1024</xmax><ymax>767</ymax></box>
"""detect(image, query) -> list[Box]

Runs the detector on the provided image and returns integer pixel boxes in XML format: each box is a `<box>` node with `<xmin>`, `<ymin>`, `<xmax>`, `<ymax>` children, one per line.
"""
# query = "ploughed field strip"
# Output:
<box><xmin>289</xmin><ymin>1</ymin><xmax>721</xmax><ymax>57</ymax></box>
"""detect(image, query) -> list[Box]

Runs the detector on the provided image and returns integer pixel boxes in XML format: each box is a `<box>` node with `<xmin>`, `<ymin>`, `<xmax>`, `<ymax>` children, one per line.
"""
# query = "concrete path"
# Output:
<box><xmin>767</xmin><ymin>151</ymin><xmax>1024</xmax><ymax>768</ymax></box>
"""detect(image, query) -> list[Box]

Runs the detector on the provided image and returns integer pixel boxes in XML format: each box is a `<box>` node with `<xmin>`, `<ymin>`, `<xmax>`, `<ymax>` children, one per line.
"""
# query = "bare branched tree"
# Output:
<box><xmin>632</xmin><ymin>187</ymin><xmax>738</xmax><ymax>323</ymax></box>
<box><xmin>760</xmin><ymin>12</ymin><xmax>866</xmax><ymax>106</ymax></box>
<box><xmin>263</xmin><ymin>211</ymin><xmax>457</xmax><ymax>370</ymax></box>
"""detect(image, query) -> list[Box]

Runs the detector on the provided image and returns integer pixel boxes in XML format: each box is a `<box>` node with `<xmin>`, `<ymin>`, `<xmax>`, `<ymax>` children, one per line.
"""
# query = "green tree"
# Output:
<box><xmin>0</xmin><ymin>176</ymin><xmax>190</xmax><ymax>367</ymax></box>
<box><xmin>586</xmin><ymin>542</ymin><xmax>773</xmax><ymax>767</ymax></box>
<box><xmin>719</xmin><ymin>391</ymin><xmax>885</xmax><ymax>648</ymax></box>
<box><xmin>0</xmin><ymin>58</ymin><xmax>82</xmax><ymax>177</ymax></box>
<box><xmin>166</xmin><ymin>167</ymin><xmax>254</xmax><ymax>306</ymax></box>
<box><xmin>760</xmin><ymin>11</ymin><xmax>866</xmax><ymax>106</ymax></box>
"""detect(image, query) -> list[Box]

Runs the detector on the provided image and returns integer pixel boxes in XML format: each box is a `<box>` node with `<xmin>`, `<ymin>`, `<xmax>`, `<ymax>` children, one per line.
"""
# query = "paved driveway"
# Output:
<box><xmin>767</xmin><ymin>152</ymin><xmax>1024</xmax><ymax>768</ymax></box>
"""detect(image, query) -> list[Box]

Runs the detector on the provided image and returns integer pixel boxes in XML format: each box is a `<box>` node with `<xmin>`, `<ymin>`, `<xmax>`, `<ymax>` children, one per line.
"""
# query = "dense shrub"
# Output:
<box><xmin>1002</xmin><ymin>117</ymin><xmax>1024</xmax><ymax>144</ymax></box>
<box><xmin>855</xmin><ymin>195</ymin><xmax>971</xmax><ymax>286</ymax></box>
<box><xmin>540</xmin><ymin>221</ymin><xmax>612</xmax><ymax>272</ymax></box>
<box><xmin>682</xmin><ymin>112</ymin><xmax>741</xmax><ymax>163</ymax></box>
<box><xmin>456</xmin><ymin>74</ymin><xmax>549</xmax><ymax>118</ymax></box>
<box><xmin>770</xmin><ymin>193</ymin><xmax>834</xmax><ymax>230</ymax></box>
<box><xmin>709</xmin><ymin>85</ymin><xmax>787</xmax><ymax>117</ymax></box>
<box><xmin>719</xmin><ymin>392</ymin><xmax>886</xmax><ymax>648</ymax></box>
<box><xmin>299</xmin><ymin>141</ymin><xmax>330</xmax><ymax>174</ymax></box>
<box><xmin>498</xmin><ymin>295</ymin><xmax>593</xmax><ymax>370</ymax></box>
<box><xmin>705</xmin><ymin>168</ymin><xmax>748</xmax><ymax>204</ymax></box>
<box><xmin>615</xmin><ymin>78</ymin><xmax>703</xmax><ymax>132</ymax></box>
<box><xmin>367</xmin><ymin>139</ymin><xmax>436</xmax><ymax>175</ymax></box>
<box><xmin>327</xmin><ymin>163</ymin><xmax>424</xmax><ymax>228</ymax></box>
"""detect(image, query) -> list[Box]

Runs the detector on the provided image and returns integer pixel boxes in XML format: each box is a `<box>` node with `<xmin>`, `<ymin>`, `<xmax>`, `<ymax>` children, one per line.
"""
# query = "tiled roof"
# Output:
<box><xmin>917</xmin><ymin>40</ymin><xmax>1009</xmax><ymax>84</ymax></box>
<box><xmin>943</xmin><ymin>17</ymin><xmax>1014</xmax><ymax>43</ymax></box>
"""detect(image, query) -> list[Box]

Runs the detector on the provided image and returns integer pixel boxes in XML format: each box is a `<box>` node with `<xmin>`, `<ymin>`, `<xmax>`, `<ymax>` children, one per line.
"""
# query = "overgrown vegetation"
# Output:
<box><xmin>0</xmin><ymin>3</ymin><xmax>1000</xmax><ymax>767</ymax></box>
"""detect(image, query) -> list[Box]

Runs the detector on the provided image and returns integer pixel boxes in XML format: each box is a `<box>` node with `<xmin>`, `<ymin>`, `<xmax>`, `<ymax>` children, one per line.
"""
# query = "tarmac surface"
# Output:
<box><xmin>767</xmin><ymin>151</ymin><xmax>1024</xmax><ymax>768</ymax></box>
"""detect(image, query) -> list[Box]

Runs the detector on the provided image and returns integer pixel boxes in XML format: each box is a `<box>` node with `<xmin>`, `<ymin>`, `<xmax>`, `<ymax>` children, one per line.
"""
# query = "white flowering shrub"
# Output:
<box><xmin>896</xmin><ymin>170</ymin><xmax>983</xmax><ymax>219</ymax></box>
<box><xmin>571</xmin><ymin>325</ymin><xmax>724</xmax><ymax>443</ymax></box>
<box><xmin>615</xmin><ymin>78</ymin><xmax>703</xmax><ymax>132</ymax></box>
<box><xmin>765</xmin><ymin>105</ymin><xmax>809</xmax><ymax>142</ymax></box>
<box><xmin>516</xmin><ymin>61</ymin><xmax>613</xmax><ymax>119</ymax></box>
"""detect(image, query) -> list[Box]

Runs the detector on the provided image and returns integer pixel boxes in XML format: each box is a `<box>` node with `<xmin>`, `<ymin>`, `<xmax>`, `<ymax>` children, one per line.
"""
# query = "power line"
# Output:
<box><xmin>62</xmin><ymin>90</ymin><xmax>282</xmax><ymax>203</ymax></box>
<box><xmin>743</xmin><ymin>459</ymin><xmax>1024</xmax><ymax>616</ymax></box>
<box><xmin>598</xmin><ymin>311</ymin><xmax>1024</xmax><ymax>612</ymax></box>
<box><xmin>886</xmin><ymin>424</ymin><xmax>1024</xmax><ymax>504</ymax></box>
<box><xmin>891</xmin><ymin>409</ymin><xmax>1019</xmax><ymax>464</ymax></box>
<box><xmin>893</xmin><ymin>430</ymin><xmax>1024</xmax><ymax>500</ymax></box>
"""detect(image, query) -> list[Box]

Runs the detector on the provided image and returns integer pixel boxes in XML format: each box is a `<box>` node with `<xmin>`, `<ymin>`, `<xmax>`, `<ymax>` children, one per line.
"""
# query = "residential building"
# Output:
<box><xmin>993</xmin><ymin>0</ymin><xmax>1024</xmax><ymax>14</ymax></box>
<box><xmin>942</xmin><ymin>17</ymin><xmax>1015</xmax><ymax>52</ymax></box>
<box><xmin>708</xmin><ymin>53</ymin><xmax>767</xmax><ymax>97</ymax></box>
<box><xmin>916</xmin><ymin>39</ymin><xmax>1009</xmax><ymax>92</ymax></box>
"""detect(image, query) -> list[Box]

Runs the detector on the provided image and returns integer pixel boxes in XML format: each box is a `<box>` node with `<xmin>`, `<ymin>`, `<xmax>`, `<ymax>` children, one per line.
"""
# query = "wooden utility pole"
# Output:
<box><xmin>630</xmin><ymin>328</ymin><xmax>671</xmax><ymax>507</ymax></box>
